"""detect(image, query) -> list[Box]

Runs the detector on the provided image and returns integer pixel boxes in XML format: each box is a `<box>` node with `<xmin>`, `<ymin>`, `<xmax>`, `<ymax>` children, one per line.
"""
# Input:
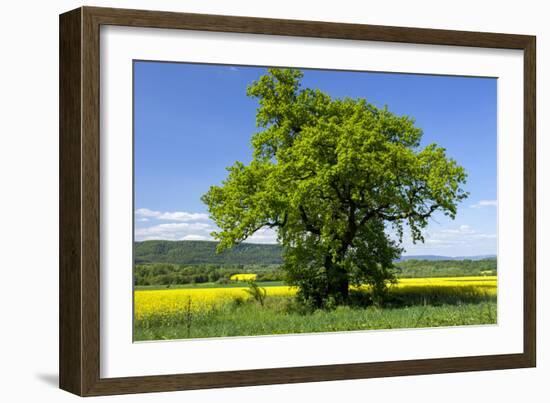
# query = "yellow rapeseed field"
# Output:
<box><xmin>392</xmin><ymin>276</ymin><xmax>497</xmax><ymax>293</ymax></box>
<box><xmin>134</xmin><ymin>285</ymin><xmax>294</xmax><ymax>320</ymax></box>
<box><xmin>388</xmin><ymin>276</ymin><xmax>497</xmax><ymax>300</ymax></box>
<box><xmin>134</xmin><ymin>276</ymin><xmax>496</xmax><ymax>321</ymax></box>
<box><xmin>229</xmin><ymin>273</ymin><xmax>257</xmax><ymax>281</ymax></box>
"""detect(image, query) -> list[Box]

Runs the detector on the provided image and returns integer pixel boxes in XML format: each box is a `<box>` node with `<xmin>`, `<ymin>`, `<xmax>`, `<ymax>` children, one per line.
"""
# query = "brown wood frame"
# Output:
<box><xmin>59</xmin><ymin>6</ymin><xmax>536</xmax><ymax>396</ymax></box>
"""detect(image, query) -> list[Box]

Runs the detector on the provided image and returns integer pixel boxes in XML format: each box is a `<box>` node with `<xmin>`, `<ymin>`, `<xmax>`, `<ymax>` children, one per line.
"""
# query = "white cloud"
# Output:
<box><xmin>134</xmin><ymin>208</ymin><xmax>281</xmax><ymax>244</ymax></box>
<box><xmin>229</xmin><ymin>66</ymin><xmax>239</xmax><ymax>71</ymax></box>
<box><xmin>427</xmin><ymin>225</ymin><xmax>495</xmax><ymax>244</ymax></box>
<box><xmin>135</xmin><ymin>207</ymin><xmax>283</xmax><ymax>242</ymax></box>
<box><xmin>245</xmin><ymin>227</ymin><xmax>278</xmax><ymax>244</ymax></box>
<box><xmin>158</xmin><ymin>211</ymin><xmax>209</xmax><ymax>221</ymax></box>
<box><xmin>135</xmin><ymin>222</ymin><xmax>214</xmax><ymax>241</ymax></box>
<box><xmin>181</xmin><ymin>234</ymin><xmax>210</xmax><ymax>241</ymax></box>
<box><xmin>394</xmin><ymin>223</ymin><xmax>496</xmax><ymax>256</ymax></box>
<box><xmin>470</xmin><ymin>200</ymin><xmax>497</xmax><ymax>208</ymax></box>
<box><xmin>135</xmin><ymin>208</ymin><xmax>209</xmax><ymax>222</ymax></box>
<box><xmin>440</xmin><ymin>224</ymin><xmax>475</xmax><ymax>234</ymax></box>
<box><xmin>135</xmin><ymin>208</ymin><xmax>161</xmax><ymax>217</ymax></box>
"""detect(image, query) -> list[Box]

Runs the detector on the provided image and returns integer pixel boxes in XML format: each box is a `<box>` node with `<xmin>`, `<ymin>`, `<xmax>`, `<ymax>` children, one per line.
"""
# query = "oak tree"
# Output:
<box><xmin>202</xmin><ymin>69</ymin><xmax>467</xmax><ymax>307</ymax></box>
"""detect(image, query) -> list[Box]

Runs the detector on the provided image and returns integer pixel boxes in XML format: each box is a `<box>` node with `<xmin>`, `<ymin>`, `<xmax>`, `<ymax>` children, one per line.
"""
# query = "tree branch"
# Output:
<box><xmin>247</xmin><ymin>213</ymin><xmax>288</xmax><ymax>236</ymax></box>
<box><xmin>377</xmin><ymin>203</ymin><xmax>440</xmax><ymax>222</ymax></box>
<box><xmin>299</xmin><ymin>205</ymin><xmax>321</xmax><ymax>235</ymax></box>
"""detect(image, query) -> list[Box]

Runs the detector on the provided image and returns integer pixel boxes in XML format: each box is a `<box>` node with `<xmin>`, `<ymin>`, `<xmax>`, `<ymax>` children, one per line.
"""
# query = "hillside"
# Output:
<box><xmin>135</xmin><ymin>240</ymin><xmax>283</xmax><ymax>265</ymax></box>
<box><xmin>135</xmin><ymin>240</ymin><xmax>496</xmax><ymax>267</ymax></box>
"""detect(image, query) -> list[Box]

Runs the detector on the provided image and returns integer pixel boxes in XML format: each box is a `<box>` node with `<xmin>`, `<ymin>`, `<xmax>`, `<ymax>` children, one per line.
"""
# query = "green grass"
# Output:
<box><xmin>134</xmin><ymin>295</ymin><xmax>496</xmax><ymax>341</ymax></box>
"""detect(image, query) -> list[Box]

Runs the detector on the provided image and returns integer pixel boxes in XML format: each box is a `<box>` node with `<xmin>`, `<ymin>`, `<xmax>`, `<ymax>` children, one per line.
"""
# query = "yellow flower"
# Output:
<box><xmin>134</xmin><ymin>276</ymin><xmax>497</xmax><ymax>320</ymax></box>
<box><xmin>229</xmin><ymin>273</ymin><xmax>258</xmax><ymax>281</ymax></box>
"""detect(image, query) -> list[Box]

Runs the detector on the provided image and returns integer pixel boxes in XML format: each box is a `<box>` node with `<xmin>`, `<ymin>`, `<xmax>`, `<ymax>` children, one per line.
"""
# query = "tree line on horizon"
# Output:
<box><xmin>134</xmin><ymin>258</ymin><xmax>496</xmax><ymax>287</ymax></box>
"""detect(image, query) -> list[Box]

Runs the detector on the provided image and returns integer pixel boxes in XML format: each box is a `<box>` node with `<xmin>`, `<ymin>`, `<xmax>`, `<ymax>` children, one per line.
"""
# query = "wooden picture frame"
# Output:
<box><xmin>59</xmin><ymin>6</ymin><xmax>536</xmax><ymax>396</ymax></box>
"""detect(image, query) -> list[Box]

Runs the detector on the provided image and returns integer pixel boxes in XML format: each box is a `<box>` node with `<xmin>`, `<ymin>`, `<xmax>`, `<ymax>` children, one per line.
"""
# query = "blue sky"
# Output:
<box><xmin>134</xmin><ymin>61</ymin><xmax>497</xmax><ymax>257</ymax></box>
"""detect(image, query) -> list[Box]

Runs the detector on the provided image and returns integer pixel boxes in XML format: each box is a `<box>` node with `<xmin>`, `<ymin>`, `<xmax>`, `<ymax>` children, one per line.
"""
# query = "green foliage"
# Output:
<box><xmin>133</xmin><ymin>257</ymin><xmax>497</xmax><ymax>287</ymax></box>
<box><xmin>133</xmin><ymin>262</ymin><xmax>283</xmax><ymax>286</ymax></box>
<box><xmin>394</xmin><ymin>258</ymin><xmax>497</xmax><ymax>278</ymax></box>
<box><xmin>202</xmin><ymin>68</ymin><xmax>468</xmax><ymax>307</ymax></box>
<box><xmin>135</xmin><ymin>297</ymin><xmax>496</xmax><ymax>341</ymax></box>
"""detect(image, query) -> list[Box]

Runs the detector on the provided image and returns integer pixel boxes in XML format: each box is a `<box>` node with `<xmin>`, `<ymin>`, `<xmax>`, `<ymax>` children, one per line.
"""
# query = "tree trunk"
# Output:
<box><xmin>325</xmin><ymin>257</ymin><xmax>349</xmax><ymax>304</ymax></box>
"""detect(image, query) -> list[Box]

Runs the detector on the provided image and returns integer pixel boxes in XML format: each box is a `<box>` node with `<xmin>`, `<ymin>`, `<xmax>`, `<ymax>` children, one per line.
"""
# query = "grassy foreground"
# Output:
<box><xmin>134</xmin><ymin>276</ymin><xmax>497</xmax><ymax>341</ymax></box>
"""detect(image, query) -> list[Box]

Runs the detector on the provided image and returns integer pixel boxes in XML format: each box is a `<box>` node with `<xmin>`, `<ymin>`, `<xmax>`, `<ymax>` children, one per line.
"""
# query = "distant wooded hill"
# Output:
<box><xmin>135</xmin><ymin>240</ymin><xmax>283</xmax><ymax>265</ymax></box>
<box><xmin>134</xmin><ymin>240</ymin><xmax>495</xmax><ymax>266</ymax></box>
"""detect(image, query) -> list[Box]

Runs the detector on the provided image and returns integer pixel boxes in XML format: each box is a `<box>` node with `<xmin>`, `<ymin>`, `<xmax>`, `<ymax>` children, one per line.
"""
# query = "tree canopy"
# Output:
<box><xmin>202</xmin><ymin>68</ymin><xmax>468</xmax><ymax>307</ymax></box>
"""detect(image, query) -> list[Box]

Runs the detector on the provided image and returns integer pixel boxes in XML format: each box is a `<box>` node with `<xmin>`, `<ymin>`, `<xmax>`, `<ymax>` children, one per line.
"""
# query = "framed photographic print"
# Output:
<box><xmin>59</xmin><ymin>6</ymin><xmax>536</xmax><ymax>396</ymax></box>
